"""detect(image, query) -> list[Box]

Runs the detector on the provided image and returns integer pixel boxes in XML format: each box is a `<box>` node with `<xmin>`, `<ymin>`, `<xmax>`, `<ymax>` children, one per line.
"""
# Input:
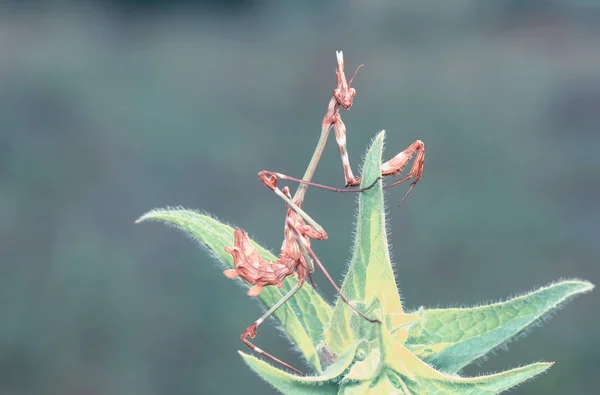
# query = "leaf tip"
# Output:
<box><xmin>238</xmin><ymin>350</ymin><xmax>249</xmax><ymax>359</ymax></box>
<box><xmin>135</xmin><ymin>208</ymin><xmax>165</xmax><ymax>224</ymax></box>
<box><xmin>534</xmin><ymin>361</ymin><xmax>555</xmax><ymax>376</ymax></box>
<box><xmin>238</xmin><ymin>350</ymin><xmax>261</xmax><ymax>370</ymax></box>
<box><xmin>578</xmin><ymin>280</ymin><xmax>595</xmax><ymax>292</ymax></box>
<box><xmin>516</xmin><ymin>362</ymin><xmax>555</xmax><ymax>381</ymax></box>
<box><xmin>555</xmin><ymin>278</ymin><xmax>595</xmax><ymax>294</ymax></box>
<box><xmin>535</xmin><ymin>361</ymin><xmax>554</xmax><ymax>373</ymax></box>
<box><xmin>135</xmin><ymin>213</ymin><xmax>149</xmax><ymax>224</ymax></box>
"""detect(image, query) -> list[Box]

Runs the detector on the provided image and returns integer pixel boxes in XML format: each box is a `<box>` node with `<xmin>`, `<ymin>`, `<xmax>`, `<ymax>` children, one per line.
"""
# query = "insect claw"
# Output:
<box><xmin>242</xmin><ymin>323</ymin><xmax>258</xmax><ymax>340</ymax></box>
<box><xmin>308</xmin><ymin>273</ymin><xmax>318</xmax><ymax>290</ymax></box>
<box><xmin>258</xmin><ymin>170</ymin><xmax>278</xmax><ymax>190</ymax></box>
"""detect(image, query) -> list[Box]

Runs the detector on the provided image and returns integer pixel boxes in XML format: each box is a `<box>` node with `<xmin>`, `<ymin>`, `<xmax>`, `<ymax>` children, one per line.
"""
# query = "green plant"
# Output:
<box><xmin>137</xmin><ymin>131</ymin><xmax>593</xmax><ymax>394</ymax></box>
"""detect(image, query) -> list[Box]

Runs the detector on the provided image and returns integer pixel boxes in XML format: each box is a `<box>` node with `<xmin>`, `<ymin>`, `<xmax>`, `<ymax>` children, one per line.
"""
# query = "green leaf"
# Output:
<box><xmin>404</xmin><ymin>362</ymin><xmax>552</xmax><ymax>394</ymax></box>
<box><xmin>336</xmin><ymin>321</ymin><xmax>552</xmax><ymax>394</ymax></box>
<box><xmin>325</xmin><ymin>131</ymin><xmax>406</xmax><ymax>355</ymax></box>
<box><xmin>378</xmin><ymin>325</ymin><xmax>552</xmax><ymax>395</ymax></box>
<box><xmin>239</xmin><ymin>343</ymin><xmax>360</xmax><ymax>395</ymax></box>
<box><xmin>406</xmin><ymin>280</ymin><xmax>594</xmax><ymax>373</ymax></box>
<box><xmin>136</xmin><ymin>209</ymin><xmax>332</xmax><ymax>372</ymax></box>
<box><xmin>241</xmin><ymin>353</ymin><xmax>337</xmax><ymax>395</ymax></box>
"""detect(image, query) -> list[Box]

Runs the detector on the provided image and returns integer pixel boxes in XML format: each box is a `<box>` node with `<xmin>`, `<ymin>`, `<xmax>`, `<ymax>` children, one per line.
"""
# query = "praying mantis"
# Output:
<box><xmin>223</xmin><ymin>52</ymin><xmax>426</xmax><ymax>375</ymax></box>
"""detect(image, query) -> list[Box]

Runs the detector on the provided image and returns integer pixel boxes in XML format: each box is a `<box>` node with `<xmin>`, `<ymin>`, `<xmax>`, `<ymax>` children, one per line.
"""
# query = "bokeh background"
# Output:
<box><xmin>2</xmin><ymin>1</ymin><xmax>599</xmax><ymax>394</ymax></box>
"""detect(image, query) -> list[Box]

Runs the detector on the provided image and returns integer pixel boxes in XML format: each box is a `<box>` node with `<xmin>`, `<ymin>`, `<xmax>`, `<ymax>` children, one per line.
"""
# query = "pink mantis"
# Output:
<box><xmin>223</xmin><ymin>51</ymin><xmax>425</xmax><ymax>375</ymax></box>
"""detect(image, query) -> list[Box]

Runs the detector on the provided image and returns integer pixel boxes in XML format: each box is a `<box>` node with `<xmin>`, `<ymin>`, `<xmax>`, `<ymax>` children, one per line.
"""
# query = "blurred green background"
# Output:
<box><xmin>1</xmin><ymin>1</ymin><xmax>599</xmax><ymax>394</ymax></box>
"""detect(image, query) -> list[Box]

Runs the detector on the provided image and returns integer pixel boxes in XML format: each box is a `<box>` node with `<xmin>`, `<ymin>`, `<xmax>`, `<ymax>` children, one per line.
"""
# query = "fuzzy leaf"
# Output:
<box><xmin>136</xmin><ymin>209</ymin><xmax>332</xmax><ymax>372</ymax></box>
<box><xmin>325</xmin><ymin>131</ymin><xmax>406</xmax><ymax>354</ymax></box>
<box><xmin>239</xmin><ymin>343</ymin><xmax>360</xmax><ymax>395</ymax></box>
<box><xmin>405</xmin><ymin>362</ymin><xmax>553</xmax><ymax>394</ymax></box>
<box><xmin>375</xmin><ymin>325</ymin><xmax>551</xmax><ymax>395</ymax></box>
<box><xmin>337</xmin><ymin>323</ymin><xmax>552</xmax><ymax>394</ymax></box>
<box><xmin>386</xmin><ymin>337</ymin><xmax>552</xmax><ymax>394</ymax></box>
<box><xmin>406</xmin><ymin>280</ymin><xmax>594</xmax><ymax>373</ymax></box>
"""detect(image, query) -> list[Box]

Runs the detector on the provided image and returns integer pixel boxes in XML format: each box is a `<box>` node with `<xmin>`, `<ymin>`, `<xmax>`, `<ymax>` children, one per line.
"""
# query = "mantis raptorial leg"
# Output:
<box><xmin>266</xmin><ymin>51</ymin><xmax>425</xmax><ymax>207</ymax></box>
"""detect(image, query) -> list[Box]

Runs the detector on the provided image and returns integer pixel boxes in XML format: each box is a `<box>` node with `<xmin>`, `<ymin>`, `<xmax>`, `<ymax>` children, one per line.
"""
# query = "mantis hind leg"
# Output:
<box><xmin>240</xmin><ymin>277</ymin><xmax>308</xmax><ymax>376</ymax></box>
